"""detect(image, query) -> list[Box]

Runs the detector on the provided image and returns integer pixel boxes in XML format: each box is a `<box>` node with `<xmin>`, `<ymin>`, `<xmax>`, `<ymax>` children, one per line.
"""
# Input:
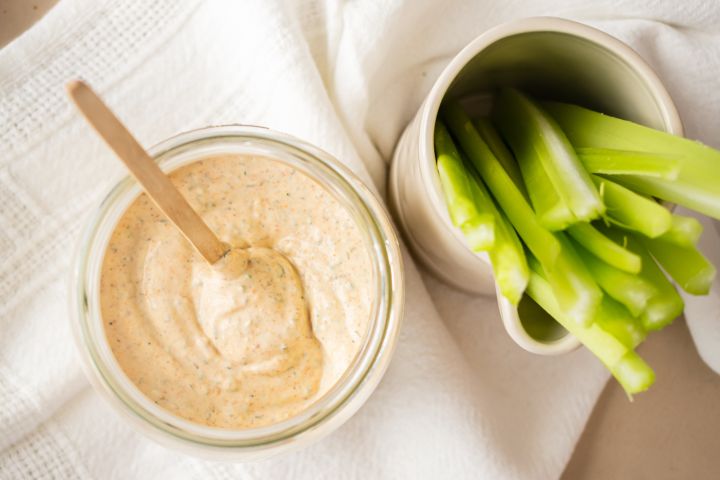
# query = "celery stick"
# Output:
<box><xmin>466</xmin><ymin>167</ymin><xmax>529</xmax><ymax>305</ymax></box>
<box><xmin>575</xmin><ymin>242</ymin><xmax>655</xmax><ymax>317</ymax></box>
<box><xmin>544</xmin><ymin>234</ymin><xmax>603</xmax><ymax>325</ymax></box>
<box><xmin>526</xmin><ymin>263</ymin><xmax>654</xmax><ymax>395</ymax></box>
<box><xmin>577</xmin><ymin>147</ymin><xmax>679</xmax><ymax>179</ymax></box>
<box><xmin>593</xmin><ymin>175</ymin><xmax>672</xmax><ymax>238</ymax></box>
<box><xmin>658</xmin><ymin>213</ymin><xmax>703</xmax><ymax>247</ymax></box>
<box><xmin>544</xmin><ymin>101</ymin><xmax>720</xmax><ymax>219</ymax></box>
<box><xmin>435</xmin><ymin>121</ymin><xmax>495</xmax><ymax>251</ymax></box>
<box><xmin>611</xmin><ymin>175</ymin><xmax>720</xmax><ymax>220</ymax></box>
<box><xmin>459</xmin><ymin>214</ymin><xmax>496</xmax><ymax>252</ymax></box>
<box><xmin>567</xmin><ymin>222</ymin><xmax>641</xmax><ymax>274</ymax></box>
<box><xmin>608</xmin><ymin>231</ymin><xmax>685</xmax><ymax>331</ymax></box>
<box><xmin>493</xmin><ymin>89</ymin><xmax>604</xmax><ymax>221</ymax></box>
<box><xmin>642</xmin><ymin>236</ymin><xmax>716</xmax><ymax>295</ymax></box>
<box><xmin>594</xmin><ymin>296</ymin><xmax>647</xmax><ymax>349</ymax></box>
<box><xmin>494</xmin><ymin>110</ymin><xmax>575</xmax><ymax>230</ymax></box>
<box><xmin>473</xmin><ymin>117</ymin><xmax>526</xmax><ymax>193</ymax></box>
<box><xmin>441</xmin><ymin>101</ymin><xmax>560</xmax><ymax>268</ymax></box>
<box><xmin>611</xmin><ymin>351</ymin><xmax>655</xmax><ymax>396</ymax></box>
<box><xmin>531</xmin><ymin>256</ymin><xmax>645</xmax><ymax>348</ymax></box>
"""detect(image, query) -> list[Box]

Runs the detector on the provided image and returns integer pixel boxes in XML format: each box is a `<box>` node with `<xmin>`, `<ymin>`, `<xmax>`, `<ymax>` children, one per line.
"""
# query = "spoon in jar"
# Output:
<box><xmin>66</xmin><ymin>80</ymin><xmax>230</xmax><ymax>264</ymax></box>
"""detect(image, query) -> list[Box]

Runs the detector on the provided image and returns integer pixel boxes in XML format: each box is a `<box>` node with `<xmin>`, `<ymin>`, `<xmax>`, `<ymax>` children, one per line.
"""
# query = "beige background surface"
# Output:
<box><xmin>2</xmin><ymin>2</ymin><xmax>719</xmax><ymax>478</ymax></box>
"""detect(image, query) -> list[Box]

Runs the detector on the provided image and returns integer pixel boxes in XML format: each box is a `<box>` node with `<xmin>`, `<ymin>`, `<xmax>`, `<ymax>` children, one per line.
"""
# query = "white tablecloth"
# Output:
<box><xmin>1</xmin><ymin>1</ymin><xmax>719</xmax><ymax>478</ymax></box>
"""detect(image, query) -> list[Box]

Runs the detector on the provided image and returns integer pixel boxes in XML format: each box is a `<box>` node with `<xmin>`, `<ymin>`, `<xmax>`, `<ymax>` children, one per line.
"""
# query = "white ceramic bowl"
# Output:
<box><xmin>389</xmin><ymin>16</ymin><xmax>683</xmax><ymax>355</ymax></box>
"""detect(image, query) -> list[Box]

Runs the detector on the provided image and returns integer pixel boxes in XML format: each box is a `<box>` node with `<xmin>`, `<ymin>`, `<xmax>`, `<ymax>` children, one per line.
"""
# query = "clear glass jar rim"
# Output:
<box><xmin>70</xmin><ymin>125</ymin><xmax>404</xmax><ymax>451</ymax></box>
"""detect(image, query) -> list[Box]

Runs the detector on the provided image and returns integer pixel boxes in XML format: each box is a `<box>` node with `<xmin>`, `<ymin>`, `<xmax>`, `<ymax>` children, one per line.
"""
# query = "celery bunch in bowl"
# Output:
<box><xmin>433</xmin><ymin>88</ymin><xmax>719</xmax><ymax>396</ymax></box>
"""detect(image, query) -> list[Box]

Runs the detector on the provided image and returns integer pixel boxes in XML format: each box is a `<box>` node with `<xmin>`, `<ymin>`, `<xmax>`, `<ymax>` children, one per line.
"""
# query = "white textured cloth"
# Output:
<box><xmin>1</xmin><ymin>1</ymin><xmax>719</xmax><ymax>478</ymax></box>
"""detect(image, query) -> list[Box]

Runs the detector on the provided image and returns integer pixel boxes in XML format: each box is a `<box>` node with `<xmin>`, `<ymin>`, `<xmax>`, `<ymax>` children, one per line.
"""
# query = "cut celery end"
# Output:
<box><xmin>526</xmin><ymin>268</ymin><xmax>628</xmax><ymax>368</ymax></box>
<box><xmin>545</xmin><ymin>234</ymin><xmax>603</xmax><ymax>325</ymax></box>
<box><xmin>503</xmin><ymin>117</ymin><xmax>575</xmax><ymax>231</ymax></box>
<box><xmin>543</xmin><ymin>101</ymin><xmax>720</xmax><ymax>192</ymax></box>
<box><xmin>610</xmin><ymin>351</ymin><xmax>656</xmax><ymax>397</ymax></box>
<box><xmin>493</xmin><ymin>89</ymin><xmax>604</xmax><ymax>221</ymax></box>
<box><xmin>435</xmin><ymin>121</ymin><xmax>479</xmax><ymax>227</ymax></box>
<box><xmin>642</xmin><ymin>236</ymin><xmax>717</xmax><ymax>295</ymax></box>
<box><xmin>460</xmin><ymin>214</ymin><xmax>495</xmax><ymax>252</ymax></box>
<box><xmin>466</xmin><ymin>168</ymin><xmax>529</xmax><ymax>305</ymax></box>
<box><xmin>575</xmin><ymin>242</ymin><xmax>655</xmax><ymax>317</ymax></box>
<box><xmin>594</xmin><ymin>296</ymin><xmax>647</xmax><ymax>349</ymax></box>
<box><xmin>567</xmin><ymin>223</ymin><xmax>641</xmax><ymax>274</ymax></box>
<box><xmin>659</xmin><ymin>214</ymin><xmax>703</xmax><ymax>247</ymax></box>
<box><xmin>610</xmin><ymin>231</ymin><xmax>685</xmax><ymax>331</ymax></box>
<box><xmin>473</xmin><ymin>117</ymin><xmax>526</xmax><ymax>193</ymax></box>
<box><xmin>437</xmin><ymin>155</ymin><xmax>477</xmax><ymax>226</ymax></box>
<box><xmin>527</xmin><ymin>268</ymin><xmax>653</xmax><ymax>395</ymax></box>
<box><xmin>441</xmin><ymin>101</ymin><xmax>560</xmax><ymax>268</ymax></box>
<box><xmin>594</xmin><ymin>175</ymin><xmax>672</xmax><ymax>238</ymax></box>
<box><xmin>577</xmin><ymin>147</ymin><xmax>680</xmax><ymax>179</ymax></box>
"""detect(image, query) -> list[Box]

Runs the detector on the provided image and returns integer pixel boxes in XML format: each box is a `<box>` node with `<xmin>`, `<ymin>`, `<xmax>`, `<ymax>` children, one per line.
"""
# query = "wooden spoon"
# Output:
<box><xmin>66</xmin><ymin>80</ymin><xmax>229</xmax><ymax>264</ymax></box>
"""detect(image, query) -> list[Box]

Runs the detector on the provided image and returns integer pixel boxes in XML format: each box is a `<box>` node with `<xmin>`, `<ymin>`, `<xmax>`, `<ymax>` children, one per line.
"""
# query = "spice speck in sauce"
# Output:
<box><xmin>100</xmin><ymin>155</ymin><xmax>372</xmax><ymax>428</ymax></box>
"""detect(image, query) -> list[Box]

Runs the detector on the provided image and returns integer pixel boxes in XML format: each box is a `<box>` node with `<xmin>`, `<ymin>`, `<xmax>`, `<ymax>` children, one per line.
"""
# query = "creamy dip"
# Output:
<box><xmin>100</xmin><ymin>154</ymin><xmax>373</xmax><ymax>428</ymax></box>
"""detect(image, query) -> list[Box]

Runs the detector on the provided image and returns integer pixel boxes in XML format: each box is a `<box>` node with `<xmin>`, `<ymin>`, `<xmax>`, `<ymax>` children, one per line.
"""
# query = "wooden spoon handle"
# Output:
<box><xmin>67</xmin><ymin>80</ymin><xmax>229</xmax><ymax>264</ymax></box>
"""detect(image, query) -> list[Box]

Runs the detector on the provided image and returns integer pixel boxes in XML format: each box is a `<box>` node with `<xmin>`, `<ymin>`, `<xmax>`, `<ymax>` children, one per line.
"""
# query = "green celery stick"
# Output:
<box><xmin>543</xmin><ymin>101</ymin><xmax>720</xmax><ymax>219</ymax></box>
<box><xmin>594</xmin><ymin>296</ymin><xmax>647</xmax><ymax>349</ymax></box>
<box><xmin>493</xmin><ymin>110</ymin><xmax>575</xmax><ymax>230</ymax></box>
<box><xmin>493</xmin><ymin>89</ymin><xmax>604</xmax><ymax>222</ymax></box>
<box><xmin>593</xmin><ymin>175</ymin><xmax>672</xmax><ymax>237</ymax></box>
<box><xmin>459</xmin><ymin>214</ymin><xmax>496</xmax><ymax>252</ymax></box>
<box><xmin>435</xmin><ymin>121</ymin><xmax>495</xmax><ymax>251</ymax></box>
<box><xmin>441</xmin><ymin>101</ymin><xmax>560</xmax><ymax>268</ymax></box>
<box><xmin>610</xmin><ymin>175</ymin><xmax>720</xmax><ymax>220</ymax></box>
<box><xmin>611</xmin><ymin>351</ymin><xmax>655</xmax><ymax>396</ymax></box>
<box><xmin>466</xmin><ymin>167</ymin><xmax>529</xmax><ymax>305</ymax></box>
<box><xmin>605</xmin><ymin>230</ymin><xmax>685</xmax><ymax>331</ymax></box>
<box><xmin>532</xmin><ymin>256</ymin><xmax>645</xmax><ymax>348</ymax></box>
<box><xmin>642</xmin><ymin>237</ymin><xmax>716</xmax><ymax>295</ymax></box>
<box><xmin>576</xmin><ymin>147</ymin><xmax>679</xmax><ymax>179</ymax></box>
<box><xmin>575</xmin><ymin>242</ymin><xmax>655</xmax><ymax>317</ymax></box>
<box><xmin>473</xmin><ymin>117</ymin><xmax>526</xmax><ymax>194</ymax></box>
<box><xmin>657</xmin><ymin>213</ymin><xmax>703</xmax><ymax>247</ymax></box>
<box><xmin>544</xmin><ymin>234</ymin><xmax>603</xmax><ymax>325</ymax></box>
<box><xmin>567</xmin><ymin>222</ymin><xmax>641</xmax><ymax>273</ymax></box>
<box><xmin>526</xmin><ymin>260</ymin><xmax>654</xmax><ymax>395</ymax></box>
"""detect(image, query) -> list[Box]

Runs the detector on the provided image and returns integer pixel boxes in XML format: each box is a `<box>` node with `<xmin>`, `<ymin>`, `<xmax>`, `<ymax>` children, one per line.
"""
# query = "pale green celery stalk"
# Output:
<box><xmin>493</xmin><ymin>88</ymin><xmax>604</xmax><ymax>221</ymax></box>
<box><xmin>441</xmin><ymin>101</ymin><xmax>560</xmax><ymax>268</ymax></box>
<box><xmin>593</xmin><ymin>175</ymin><xmax>672</xmax><ymax>238</ymax></box>
<box><xmin>606</xmin><ymin>229</ymin><xmax>684</xmax><ymax>331</ymax></box>
<box><xmin>641</xmin><ymin>236</ymin><xmax>717</xmax><ymax>295</ymax></box>
<box><xmin>575</xmin><ymin>241</ymin><xmax>655</xmax><ymax>317</ymax></box>
<box><xmin>526</xmin><ymin>259</ymin><xmax>654</xmax><ymax>395</ymax></box>
<box><xmin>576</xmin><ymin>147</ymin><xmax>679</xmax><ymax>179</ymax></box>
<box><xmin>657</xmin><ymin>213</ymin><xmax>703</xmax><ymax>247</ymax></box>
<box><xmin>610</xmin><ymin>175</ymin><xmax>720</xmax><ymax>220</ymax></box>
<box><xmin>473</xmin><ymin>117</ymin><xmax>526</xmax><ymax>194</ymax></box>
<box><xmin>543</xmin><ymin>101</ymin><xmax>720</xmax><ymax>220</ymax></box>
<box><xmin>435</xmin><ymin>121</ymin><xmax>495</xmax><ymax>251</ymax></box>
<box><xmin>594</xmin><ymin>296</ymin><xmax>647</xmax><ymax>349</ymax></box>
<box><xmin>493</xmin><ymin>110</ymin><xmax>575</xmax><ymax>230</ymax></box>
<box><xmin>567</xmin><ymin>222</ymin><xmax>641</xmax><ymax>274</ymax></box>
<box><xmin>544</xmin><ymin>234</ymin><xmax>603</xmax><ymax>325</ymax></box>
<box><xmin>466</xmin><ymin>167</ymin><xmax>529</xmax><ymax>305</ymax></box>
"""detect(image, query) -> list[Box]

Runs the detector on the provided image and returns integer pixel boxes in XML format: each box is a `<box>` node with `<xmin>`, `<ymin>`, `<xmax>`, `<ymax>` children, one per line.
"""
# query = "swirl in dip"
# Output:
<box><xmin>100</xmin><ymin>154</ymin><xmax>373</xmax><ymax>428</ymax></box>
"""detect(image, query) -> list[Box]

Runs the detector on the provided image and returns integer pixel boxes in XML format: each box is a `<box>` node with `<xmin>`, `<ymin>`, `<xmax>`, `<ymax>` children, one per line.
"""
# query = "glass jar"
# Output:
<box><xmin>70</xmin><ymin>125</ymin><xmax>404</xmax><ymax>460</ymax></box>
